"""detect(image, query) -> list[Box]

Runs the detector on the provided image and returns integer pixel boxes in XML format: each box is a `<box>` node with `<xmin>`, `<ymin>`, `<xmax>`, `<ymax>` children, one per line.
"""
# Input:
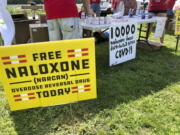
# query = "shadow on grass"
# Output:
<box><xmin>10</xmin><ymin>42</ymin><xmax>180</xmax><ymax>135</ymax></box>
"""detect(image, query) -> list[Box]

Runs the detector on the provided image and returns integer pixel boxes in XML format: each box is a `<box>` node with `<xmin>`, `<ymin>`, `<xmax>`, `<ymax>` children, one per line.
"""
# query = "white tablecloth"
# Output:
<box><xmin>81</xmin><ymin>16</ymin><xmax>167</xmax><ymax>38</ymax></box>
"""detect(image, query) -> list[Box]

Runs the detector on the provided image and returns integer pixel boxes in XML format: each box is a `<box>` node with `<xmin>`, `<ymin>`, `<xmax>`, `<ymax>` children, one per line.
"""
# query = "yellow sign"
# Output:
<box><xmin>0</xmin><ymin>38</ymin><xmax>97</xmax><ymax>111</ymax></box>
<box><xmin>175</xmin><ymin>10</ymin><xmax>180</xmax><ymax>35</ymax></box>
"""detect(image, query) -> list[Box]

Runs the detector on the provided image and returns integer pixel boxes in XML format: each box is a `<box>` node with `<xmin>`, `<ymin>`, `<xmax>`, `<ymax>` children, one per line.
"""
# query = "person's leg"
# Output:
<box><xmin>90</xmin><ymin>3</ymin><xmax>96</xmax><ymax>17</ymax></box>
<box><xmin>95</xmin><ymin>3</ymin><xmax>101</xmax><ymax>17</ymax></box>
<box><xmin>91</xmin><ymin>3</ymin><xmax>101</xmax><ymax>17</ymax></box>
<box><xmin>155</xmin><ymin>13</ymin><xmax>167</xmax><ymax>44</ymax></box>
<box><xmin>47</xmin><ymin>19</ymin><xmax>61</xmax><ymax>41</ymax></box>
<box><xmin>146</xmin><ymin>12</ymin><xmax>156</xmax><ymax>39</ymax></box>
<box><xmin>146</xmin><ymin>22</ymin><xmax>154</xmax><ymax>39</ymax></box>
<box><xmin>59</xmin><ymin>18</ymin><xmax>81</xmax><ymax>40</ymax></box>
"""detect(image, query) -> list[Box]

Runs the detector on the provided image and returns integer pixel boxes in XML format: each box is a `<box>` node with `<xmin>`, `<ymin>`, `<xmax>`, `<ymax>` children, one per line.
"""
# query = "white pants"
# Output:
<box><xmin>47</xmin><ymin>18</ymin><xmax>81</xmax><ymax>41</ymax></box>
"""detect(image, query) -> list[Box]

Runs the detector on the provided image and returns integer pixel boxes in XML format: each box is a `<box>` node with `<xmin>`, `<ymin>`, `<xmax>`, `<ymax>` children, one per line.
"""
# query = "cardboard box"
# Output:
<box><xmin>14</xmin><ymin>19</ymin><xmax>37</xmax><ymax>44</ymax></box>
<box><xmin>167</xmin><ymin>21</ymin><xmax>175</xmax><ymax>31</ymax></box>
<box><xmin>29</xmin><ymin>24</ymin><xmax>49</xmax><ymax>43</ymax></box>
<box><xmin>12</xmin><ymin>14</ymin><xmax>37</xmax><ymax>44</ymax></box>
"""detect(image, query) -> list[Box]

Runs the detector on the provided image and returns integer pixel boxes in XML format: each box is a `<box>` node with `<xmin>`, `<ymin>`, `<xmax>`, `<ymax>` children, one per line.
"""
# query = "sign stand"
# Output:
<box><xmin>175</xmin><ymin>10</ymin><xmax>180</xmax><ymax>52</ymax></box>
<box><xmin>176</xmin><ymin>35</ymin><xmax>179</xmax><ymax>52</ymax></box>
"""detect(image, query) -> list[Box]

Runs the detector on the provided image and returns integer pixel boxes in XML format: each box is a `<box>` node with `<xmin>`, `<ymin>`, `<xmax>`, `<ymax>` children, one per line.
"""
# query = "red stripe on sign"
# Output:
<box><xmin>28</xmin><ymin>93</ymin><xmax>34</xmax><ymax>96</ymax></box>
<box><xmin>72</xmin><ymin>86</ymin><xmax>78</xmax><ymax>89</ymax></box>
<box><xmin>82</xmin><ymin>48</ymin><xmax>88</xmax><ymax>51</ymax></box>
<box><xmin>68</xmin><ymin>55</ymin><xmax>75</xmax><ymax>58</ymax></box>
<box><xmin>72</xmin><ymin>91</ymin><xmax>78</xmax><ymax>93</ymax></box>
<box><xmin>14</xmin><ymin>94</ymin><xmax>21</xmax><ymax>98</ymax></box>
<box><xmin>82</xmin><ymin>53</ymin><xmax>88</xmax><ymax>56</ymax></box>
<box><xmin>15</xmin><ymin>99</ymin><xmax>22</xmax><ymax>102</ymax></box>
<box><xmin>85</xmin><ymin>89</ymin><xmax>91</xmax><ymax>91</ymax></box>
<box><xmin>19</xmin><ymin>60</ymin><xmax>27</xmax><ymax>63</ymax></box>
<box><xmin>29</xmin><ymin>97</ymin><xmax>36</xmax><ymax>100</ymax></box>
<box><xmin>84</xmin><ymin>85</ymin><xmax>90</xmax><ymax>88</ymax></box>
<box><xmin>1</xmin><ymin>56</ymin><xmax>10</xmax><ymax>60</ymax></box>
<box><xmin>18</xmin><ymin>55</ymin><xmax>26</xmax><ymax>58</ymax></box>
<box><xmin>68</xmin><ymin>50</ymin><xmax>75</xmax><ymax>53</ymax></box>
<box><xmin>3</xmin><ymin>61</ymin><xmax>11</xmax><ymax>65</ymax></box>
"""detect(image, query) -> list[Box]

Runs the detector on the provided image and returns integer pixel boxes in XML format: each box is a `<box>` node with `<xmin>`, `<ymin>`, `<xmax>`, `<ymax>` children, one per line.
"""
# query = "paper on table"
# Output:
<box><xmin>154</xmin><ymin>18</ymin><xmax>166</xmax><ymax>38</ymax></box>
<box><xmin>0</xmin><ymin>0</ymin><xmax>15</xmax><ymax>46</ymax></box>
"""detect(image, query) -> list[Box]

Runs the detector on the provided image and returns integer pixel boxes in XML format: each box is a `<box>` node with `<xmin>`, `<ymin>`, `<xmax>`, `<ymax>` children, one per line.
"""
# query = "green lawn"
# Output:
<box><xmin>0</xmin><ymin>33</ymin><xmax>180</xmax><ymax>135</ymax></box>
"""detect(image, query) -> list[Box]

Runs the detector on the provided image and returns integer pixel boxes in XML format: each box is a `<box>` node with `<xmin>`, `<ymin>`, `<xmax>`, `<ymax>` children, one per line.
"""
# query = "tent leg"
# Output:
<box><xmin>0</xmin><ymin>34</ymin><xmax>3</xmax><ymax>46</ymax></box>
<box><xmin>176</xmin><ymin>35</ymin><xmax>179</xmax><ymax>52</ymax></box>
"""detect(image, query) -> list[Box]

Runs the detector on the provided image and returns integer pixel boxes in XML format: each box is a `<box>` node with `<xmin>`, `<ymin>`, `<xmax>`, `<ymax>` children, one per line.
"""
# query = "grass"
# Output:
<box><xmin>0</xmin><ymin>30</ymin><xmax>180</xmax><ymax>135</ymax></box>
<box><xmin>7</xmin><ymin>5</ymin><xmax>45</xmax><ymax>18</ymax></box>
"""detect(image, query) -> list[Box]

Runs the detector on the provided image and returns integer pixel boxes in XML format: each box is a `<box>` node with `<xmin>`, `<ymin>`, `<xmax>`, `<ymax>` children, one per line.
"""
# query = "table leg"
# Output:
<box><xmin>138</xmin><ymin>23</ymin><xmax>151</xmax><ymax>44</ymax></box>
<box><xmin>83</xmin><ymin>29</ymin><xmax>93</xmax><ymax>38</ymax></box>
<box><xmin>138</xmin><ymin>24</ymin><xmax>142</xmax><ymax>41</ymax></box>
<box><xmin>137</xmin><ymin>23</ymin><xmax>153</xmax><ymax>50</ymax></box>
